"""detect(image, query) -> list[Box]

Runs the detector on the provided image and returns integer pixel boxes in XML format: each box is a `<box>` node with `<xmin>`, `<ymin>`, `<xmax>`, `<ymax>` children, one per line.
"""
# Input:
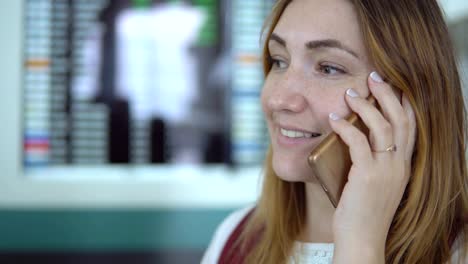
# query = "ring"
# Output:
<box><xmin>373</xmin><ymin>144</ymin><xmax>397</xmax><ymax>153</ymax></box>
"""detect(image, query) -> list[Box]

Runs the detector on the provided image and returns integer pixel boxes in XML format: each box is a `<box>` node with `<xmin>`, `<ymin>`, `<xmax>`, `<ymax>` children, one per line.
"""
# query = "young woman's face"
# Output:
<box><xmin>262</xmin><ymin>0</ymin><xmax>373</xmax><ymax>182</ymax></box>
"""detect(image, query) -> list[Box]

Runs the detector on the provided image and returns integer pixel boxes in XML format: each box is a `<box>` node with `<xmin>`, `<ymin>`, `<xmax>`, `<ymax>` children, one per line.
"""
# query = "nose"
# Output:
<box><xmin>266</xmin><ymin>74</ymin><xmax>308</xmax><ymax>113</ymax></box>
<box><xmin>267</xmin><ymin>90</ymin><xmax>307</xmax><ymax>113</ymax></box>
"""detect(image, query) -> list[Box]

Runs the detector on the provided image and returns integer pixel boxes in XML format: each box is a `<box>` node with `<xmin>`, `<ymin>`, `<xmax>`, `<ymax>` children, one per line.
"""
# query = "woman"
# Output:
<box><xmin>203</xmin><ymin>0</ymin><xmax>468</xmax><ymax>263</ymax></box>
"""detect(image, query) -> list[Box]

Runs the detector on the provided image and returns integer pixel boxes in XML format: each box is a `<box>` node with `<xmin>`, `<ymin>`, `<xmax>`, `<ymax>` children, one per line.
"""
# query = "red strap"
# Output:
<box><xmin>218</xmin><ymin>208</ymin><xmax>256</xmax><ymax>264</ymax></box>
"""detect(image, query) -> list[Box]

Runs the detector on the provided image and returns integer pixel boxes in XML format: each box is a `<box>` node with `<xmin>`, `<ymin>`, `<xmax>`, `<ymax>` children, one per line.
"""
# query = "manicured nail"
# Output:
<box><xmin>370</xmin><ymin>71</ymin><xmax>383</xmax><ymax>83</ymax></box>
<box><xmin>329</xmin><ymin>113</ymin><xmax>341</xmax><ymax>121</ymax></box>
<box><xmin>346</xmin><ymin>88</ymin><xmax>359</xmax><ymax>98</ymax></box>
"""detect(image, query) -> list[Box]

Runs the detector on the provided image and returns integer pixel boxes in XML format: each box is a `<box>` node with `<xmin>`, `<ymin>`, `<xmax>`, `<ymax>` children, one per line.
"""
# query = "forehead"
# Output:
<box><xmin>273</xmin><ymin>0</ymin><xmax>366</xmax><ymax>57</ymax></box>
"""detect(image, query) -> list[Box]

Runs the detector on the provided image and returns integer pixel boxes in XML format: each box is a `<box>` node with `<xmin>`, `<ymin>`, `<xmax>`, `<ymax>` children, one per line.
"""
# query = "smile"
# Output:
<box><xmin>280</xmin><ymin>128</ymin><xmax>321</xmax><ymax>138</ymax></box>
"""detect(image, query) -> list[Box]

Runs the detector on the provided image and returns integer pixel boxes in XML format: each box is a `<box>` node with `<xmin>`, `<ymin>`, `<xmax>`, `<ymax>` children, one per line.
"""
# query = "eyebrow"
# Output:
<box><xmin>269</xmin><ymin>33</ymin><xmax>360</xmax><ymax>59</ymax></box>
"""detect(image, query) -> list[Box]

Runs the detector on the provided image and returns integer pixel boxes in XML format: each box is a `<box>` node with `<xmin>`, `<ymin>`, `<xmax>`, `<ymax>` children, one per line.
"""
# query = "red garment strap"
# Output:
<box><xmin>218</xmin><ymin>208</ymin><xmax>256</xmax><ymax>264</ymax></box>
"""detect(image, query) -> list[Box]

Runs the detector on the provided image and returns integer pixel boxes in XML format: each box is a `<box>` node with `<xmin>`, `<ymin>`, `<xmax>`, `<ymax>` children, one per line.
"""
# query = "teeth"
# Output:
<box><xmin>281</xmin><ymin>128</ymin><xmax>318</xmax><ymax>138</ymax></box>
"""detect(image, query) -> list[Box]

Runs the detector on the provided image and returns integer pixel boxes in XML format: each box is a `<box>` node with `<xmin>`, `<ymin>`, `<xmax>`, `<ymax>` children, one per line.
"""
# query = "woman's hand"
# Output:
<box><xmin>329</xmin><ymin>72</ymin><xmax>417</xmax><ymax>264</ymax></box>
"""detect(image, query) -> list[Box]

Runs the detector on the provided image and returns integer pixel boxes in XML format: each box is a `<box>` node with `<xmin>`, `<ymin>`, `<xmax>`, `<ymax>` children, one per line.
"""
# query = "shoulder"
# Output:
<box><xmin>201</xmin><ymin>204</ymin><xmax>255</xmax><ymax>264</ymax></box>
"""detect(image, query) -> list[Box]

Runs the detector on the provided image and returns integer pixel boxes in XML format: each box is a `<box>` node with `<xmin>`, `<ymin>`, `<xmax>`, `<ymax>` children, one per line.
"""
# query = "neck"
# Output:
<box><xmin>298</xmin><ymin>181</ymin><xmax>335</xmax><ymax>243</ymax></box>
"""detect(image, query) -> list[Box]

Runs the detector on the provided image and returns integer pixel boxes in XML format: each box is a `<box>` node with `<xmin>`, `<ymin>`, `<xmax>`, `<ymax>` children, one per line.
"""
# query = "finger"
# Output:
<box><xmin>368</xmin><ymin>72</ymin><xmax>409</xmax><ymax>152</ymax></box>
<box><xmin>402</xmin><ymin>94</ymin><xmax>417</xmax><ymax>162</ymax></box>
<box><xmin>329</xmin><ymin>112</ymin><xmax>373</xmax><ymax>165</ymax></box>
<box><xmin>344</xmin><ymin>88</ymin><xmax>393</xmax><ymax>153</ymax></box>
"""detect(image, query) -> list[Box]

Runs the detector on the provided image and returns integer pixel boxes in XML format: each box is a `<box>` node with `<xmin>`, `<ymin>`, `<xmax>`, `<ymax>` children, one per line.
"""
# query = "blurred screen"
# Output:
<box><xmin>23</xmin><ymin>0</ymin><xmax>273</xmax><ymax>169</ymax></box>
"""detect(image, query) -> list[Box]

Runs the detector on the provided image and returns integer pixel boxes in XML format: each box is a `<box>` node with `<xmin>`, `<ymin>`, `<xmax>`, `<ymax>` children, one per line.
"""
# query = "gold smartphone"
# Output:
<box><xmin>307</xmin><ymin>95</ymin><xmax>377</xmax><ymax>208</ymax></box>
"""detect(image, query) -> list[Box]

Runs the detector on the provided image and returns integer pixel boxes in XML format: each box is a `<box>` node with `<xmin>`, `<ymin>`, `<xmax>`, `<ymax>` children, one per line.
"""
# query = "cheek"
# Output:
<box><xmin>303</xmin><ymin>77</ymin><xmax>369</xmax><ymax>116</ymax></box>
<box><xmin>260</xmin><ymin>76</ymin><xmax>277</xmax><ymax>117</ymax></box>
<box><xmin>260</xmin><ymin>85</ymin><xmax>270</xmax><ymax>116</ymax></box>
<box><xmin>305</xmin><ymin>87</ymin><xmax>350</xmax><ymax>116</ymax></box>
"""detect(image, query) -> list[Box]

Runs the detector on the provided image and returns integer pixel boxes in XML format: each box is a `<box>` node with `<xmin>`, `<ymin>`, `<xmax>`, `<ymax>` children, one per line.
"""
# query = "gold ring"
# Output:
<box><xmin>373</xmin><ymin>144</ymin><xmax>397</xmax><ymax>153</ymax></box>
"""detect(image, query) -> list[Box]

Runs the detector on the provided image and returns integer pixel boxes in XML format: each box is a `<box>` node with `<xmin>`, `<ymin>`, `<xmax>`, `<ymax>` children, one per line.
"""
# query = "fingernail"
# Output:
<box><xmin>329</xmin><ymin>113</ymin><xmax>341</xmax><ymax>121</ymax></box>
<box><xmin>370</xmin><ymin>71</ymin><xmax>383</xmax><ymax>83</ymax></box>
<box><xmin>346</xmin><ymin>88</ymin><xmax>359</xmax><ymax>98</ymax></box>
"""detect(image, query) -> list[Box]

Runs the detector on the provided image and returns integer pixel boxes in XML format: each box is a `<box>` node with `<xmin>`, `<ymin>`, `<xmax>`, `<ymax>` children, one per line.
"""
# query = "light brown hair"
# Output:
<box><xmin>235</xmin><ymin>0</ymin><xmax>468</xmax><ymax>263</ymax></box>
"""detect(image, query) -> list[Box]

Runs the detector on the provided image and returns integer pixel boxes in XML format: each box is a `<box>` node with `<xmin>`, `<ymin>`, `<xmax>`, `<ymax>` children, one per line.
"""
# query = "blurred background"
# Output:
<box><xmin>22</xmin><ymin>0</ymin><xmax>272</xmax><ymax>167</ymax></box>
<box><xmin>0</xmin><ymin>0</ymin><xmax>467</xmax><ymax>263</ymax></box>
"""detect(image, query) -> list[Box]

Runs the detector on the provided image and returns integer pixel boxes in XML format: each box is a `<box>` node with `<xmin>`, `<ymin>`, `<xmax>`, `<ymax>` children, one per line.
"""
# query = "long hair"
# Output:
<box><xmin>235</xmin><ymin>0</ymin><xmax>468</xmax><ymax>263</ymax></box>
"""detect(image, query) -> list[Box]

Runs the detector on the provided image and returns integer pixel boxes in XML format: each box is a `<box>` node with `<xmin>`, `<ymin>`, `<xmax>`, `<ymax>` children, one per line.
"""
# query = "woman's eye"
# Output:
<box><xmin>319</xmin><ymin>64</ymin><xmax>345</xmax><ymax>75</ymax></box>
<box><xmin>269</xmin><ymin>57</ymin><xmax>288</xmax><ymax>69</ymax></box>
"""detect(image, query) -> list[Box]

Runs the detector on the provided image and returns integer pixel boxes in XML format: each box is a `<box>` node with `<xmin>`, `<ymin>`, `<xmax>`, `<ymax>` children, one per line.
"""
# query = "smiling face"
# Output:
<box><xmin>261</xmin><ymin>0</ymin><xmax>374</xmax><ymax>182</ymax></box>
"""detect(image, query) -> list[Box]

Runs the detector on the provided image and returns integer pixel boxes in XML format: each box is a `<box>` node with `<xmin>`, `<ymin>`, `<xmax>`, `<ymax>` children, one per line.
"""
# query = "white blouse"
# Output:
<box><xmin>201</xmin><ymin>205</ymin><xmax>465</xmax><ymax>264</ymax></box>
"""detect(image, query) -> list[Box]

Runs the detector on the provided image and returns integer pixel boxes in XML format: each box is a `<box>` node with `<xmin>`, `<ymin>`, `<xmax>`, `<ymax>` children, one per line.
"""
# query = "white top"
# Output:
<box><xmin>201</xmin><ymin>205</ymin><xmax>465</xmax><ymax>264</ymax></box>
